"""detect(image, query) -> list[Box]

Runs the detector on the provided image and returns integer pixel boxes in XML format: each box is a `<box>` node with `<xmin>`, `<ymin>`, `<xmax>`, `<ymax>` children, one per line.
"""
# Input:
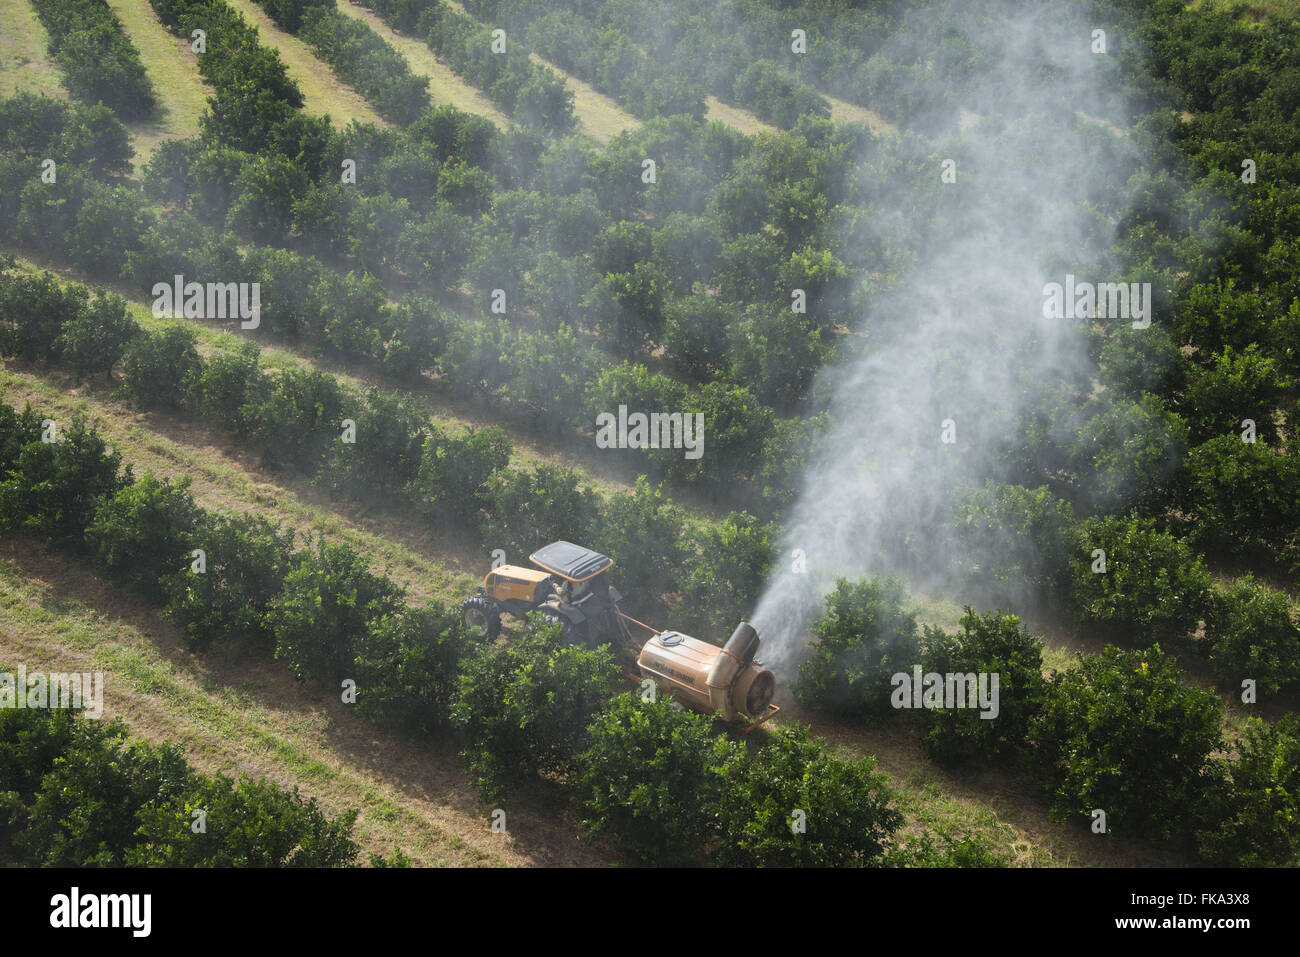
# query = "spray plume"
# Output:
<box><xmin>752</xmin><ymin>0</ymin><xmax>1147</xmax><ymax>673</ymax></box>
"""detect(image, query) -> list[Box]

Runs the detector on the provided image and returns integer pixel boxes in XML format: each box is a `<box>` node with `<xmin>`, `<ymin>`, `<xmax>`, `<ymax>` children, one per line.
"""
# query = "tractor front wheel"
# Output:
<box><xmin>461</xmin><ymin>594</ymin><xmax>502</xmax><ymax>640</ymax></box>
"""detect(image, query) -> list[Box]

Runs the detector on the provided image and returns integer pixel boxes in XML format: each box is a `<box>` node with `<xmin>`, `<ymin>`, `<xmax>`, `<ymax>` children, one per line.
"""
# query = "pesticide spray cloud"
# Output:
<box><xmin>752</xmin><ymin>0</ymin><xmax>1147</xmax><ymax>673</ymax></box>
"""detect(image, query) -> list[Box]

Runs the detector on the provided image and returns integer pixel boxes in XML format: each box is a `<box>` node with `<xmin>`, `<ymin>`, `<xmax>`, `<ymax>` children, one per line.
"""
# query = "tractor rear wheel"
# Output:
<box><xmin>461</xmin><ymin>594</ymin><xmax>502</xmax><ymax>640</ymax></box>
<box><xmin>536</xmin><ymin>608</ymin><xmax>580</xmax><ymax>646</ymax></box>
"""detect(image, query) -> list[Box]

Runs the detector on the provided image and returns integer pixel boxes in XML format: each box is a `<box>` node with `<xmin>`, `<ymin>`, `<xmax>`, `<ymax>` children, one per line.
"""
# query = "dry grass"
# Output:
<box><xmin>1075</xmin><ymin>110</ymin><xmax>1127</xmax><ymax>137</ymax></box>
<box><xmin>704</xmin><ymin>96</ymin><xmax>776</xmax><ymax>137</ymax></box>
<box><xmin>825</xmin><ymin>92</ymin><xmax>897</xmax><ymax>135</ymax></box>
<box><xmin>102</xmin><ymin>0</ymin><xmax>211</xmax><ymax>170</ymax></box>
<box><xmin>0</xmin><ymin>0</ymin><xmax>65</xmax><ymax>100</ymax></box>
<box><xmin>528</xmin><ymin>50</ymin><xmax>640</xmax><ymax>145</ymax></box>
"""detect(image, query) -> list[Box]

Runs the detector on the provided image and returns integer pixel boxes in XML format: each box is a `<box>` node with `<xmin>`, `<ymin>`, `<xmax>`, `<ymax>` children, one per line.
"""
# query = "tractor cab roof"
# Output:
<box><xmin>529</xmin><ymin>541</ymin><xmax>613</xmax><ymax>583</ymax></box>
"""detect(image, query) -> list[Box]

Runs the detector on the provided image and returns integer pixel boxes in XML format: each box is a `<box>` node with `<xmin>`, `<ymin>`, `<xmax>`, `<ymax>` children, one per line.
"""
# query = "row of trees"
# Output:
<box><xmin>794</xmin><ymin>576</ymin><xmax>1299</xmax><ymax>866</ymax></box>
<box><xmin>29</xmin><ymin>0</ymin><xmax>156</xmax><ymax>120</ymax></box>
<box><xmin>557</xmin><ymin>0</ymin><xmax>1126</xmax><ymax>137</ymax></box>
<box><xmin>723</xmin><ymin>0</ymin><xmax>985</xmax><ymax>131</ymax></box>
<box><xmin>726</xmin><ymin>0</ymin><xmax>899</xmax><ymax>106</ymax></box>
<box><xmin>148</xmin><ymin>0</ymin><xmax>312</xmax><ymax>155</ymax></box>
<box><xmin>435</xmin><ymin>0</ymin><xmax>1300</xmax><ymax>608</ymax></box>
<box><xmin>512</xmin><ymin>0</ymin><xmax>834</xmax><ymax>129</ymax></box>
<box><xmin>1083</xmin><ymin>1</ymin><xmax>1300</xmax><ymax>586</ymax></box>
<box><xmin>253</xmin><ymin>0</ymin><xmax>431</xmax><ymax>124</ymax></box>
<box><xmin>0</xmin><ymin>706</ymin><xmax>387</xmax><ymax>866</ymax></box>
<box><xmin>454</xmin><ymin>0</ymin><xmax>708</xmax><ymax>121</ymax></box>
<box><xmin>409</xmin><ymin>1</ymin><xmax>575</xmax><ymax>134</ymax></box>
<box><xmin>348</xmin><ymin>0</ymin><xmax>578</xmax><ymax>133</ymax></box>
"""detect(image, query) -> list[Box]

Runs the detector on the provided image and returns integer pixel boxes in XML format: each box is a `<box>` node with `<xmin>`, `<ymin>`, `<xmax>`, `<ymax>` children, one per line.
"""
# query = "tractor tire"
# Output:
<box><xmin>461</xmin><ymin>594</ymin><xmax>502</xmax><ymax>641</ymax></box>
<box><xmin>537</xmin><ymin>608</ymin><xmax>580</xmax><ymax>646</ymax></box>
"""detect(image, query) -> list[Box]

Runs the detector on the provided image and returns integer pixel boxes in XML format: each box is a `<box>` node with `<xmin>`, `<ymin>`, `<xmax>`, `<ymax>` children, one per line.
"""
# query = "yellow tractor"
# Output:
<box><xmin>460</xmin><ymin>541</ymin><xmax>624</xmax><ymax>647</ymax></box>
<box><xmin>461</xmin><ymin>540</ymin><xmax>780</xmax><ymax>731</ymax></box>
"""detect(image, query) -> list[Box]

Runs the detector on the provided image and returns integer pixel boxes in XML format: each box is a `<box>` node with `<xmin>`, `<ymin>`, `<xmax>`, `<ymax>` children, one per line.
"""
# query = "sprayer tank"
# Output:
<box><xmin>635</xmin><ymin>621</ymin><xmax>774</xmax><ymax>720</ymax></box>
